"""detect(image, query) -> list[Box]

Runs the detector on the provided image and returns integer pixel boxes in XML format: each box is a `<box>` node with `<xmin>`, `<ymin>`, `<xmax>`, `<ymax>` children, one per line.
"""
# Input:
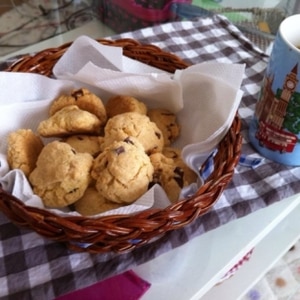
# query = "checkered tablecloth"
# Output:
<box><xmin>2</xmin><ymin>14</ymin><xmax>300</xmax><ymax>300</ymax></box>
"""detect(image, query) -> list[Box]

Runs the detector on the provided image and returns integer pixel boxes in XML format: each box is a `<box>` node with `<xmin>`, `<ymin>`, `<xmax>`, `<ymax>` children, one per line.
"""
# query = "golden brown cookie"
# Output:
<box><xmin>163</xmin><ymin>147</ymin><xmax>198</xmax><ymax>185</ymax></box>
<box><xmin>49</xmin><ymin>88</ymin><xmax>107</xmax><ymax>126</ymax></box>
<box><xmin>106</xmin><ymin>95</ymin><xmax>147</xmax><ymax>118</ymax></box>
<box><xmin>148</xmin><ymin>108</ymin><xmax>180</xmax><ymax>146</ymax></box>
<box><xmin>150</xmin><ymin>152</ymin><xmax>182</xmax><ymax>202</ymax></box>
<box><xmin>176</xmin><ymin>160</ymin><xmax>198</xmax><ymax>186</ymax></box>
<box><xmin>6</xmin><ymin>129</ymin><xmax>44</xmax><ymax>177</ymax></box>
<box><xmin>150</xmin><ymin>152</ymin><xmax>197</xmax><ymax>202</ymax></box>
<box><xmin>91</xmin><ymin>137</ymin><xmax>154</xmax><ymax>204</ymax></box>
<box><xmin>103</xmin><ymin>112</ymin><xmax>164</xmax><ymax>154</ymax></box>
<box><xmin>38</xmin><ymin>105</ymin><xmax>102</xmax><ymax>137</ymax></box>
<box><xmin>62</xmin><ymin>135</ymin><xmax>104</xmax><ymax>157</ymax></box>
<box><xmin>162</xmin><ymin>146</ymin><xmax>181</xmax><ymax>160</ymax></box>
<box><xmin>29</xmin><ymin>141</ymin><xmax>93</xmax><ymax>208</ymax></box>
<box><xmin>73</xmin><ymin>186</ymin><xmax>122</xmax><ymax>216</ymax></box>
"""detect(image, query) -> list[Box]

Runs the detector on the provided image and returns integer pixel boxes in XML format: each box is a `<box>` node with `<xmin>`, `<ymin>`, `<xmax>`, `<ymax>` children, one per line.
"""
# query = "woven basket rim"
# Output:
<box><xmin>0</xmin><ymin>38</ymin><xmax>242</xmax><ymax>253</ymax></box>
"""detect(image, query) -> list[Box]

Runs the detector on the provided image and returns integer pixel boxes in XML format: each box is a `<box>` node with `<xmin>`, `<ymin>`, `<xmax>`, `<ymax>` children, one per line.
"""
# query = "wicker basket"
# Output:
<box><xmin>0</xmin><ymin>38</ymin><xmax>242</xmax><ymax>254</ymax></box>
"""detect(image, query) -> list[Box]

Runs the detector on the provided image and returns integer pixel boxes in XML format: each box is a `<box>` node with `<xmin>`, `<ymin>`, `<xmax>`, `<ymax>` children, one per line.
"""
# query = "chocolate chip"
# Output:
<box><xmin>114</xmin><ymin>146</ymin><xmax>125</xmax><ymax>155</ymax></box>
<box><xmin>152</xmin><ymin>171</ymin><xmax>162</xmax><ymax>183</ymax></box>
<box><xmin>167</xmin><ymin>123</ymin><xmax>176</xmax><ymax>130</ymax></box>
<box><xmin>68</xmin><ymin>188</ymin><xmax>79</xmax><ymax>194</ymax></box>
<box><xmin>71</xmin><ymin>89</ymin><xmax>84</xmax><ymax>99</ymax></box>
<box><xmin>155</xmin><ymin>132</ymin><xmax>161</xmax><ymax>139</ymax></box>
<box><xmin>168</xmin><ymin>151</ymin><xmax>179</xmax><ymax>159</ymax></box>
<box><xmin>149</xmin><ymin>172</ymin><xmax>162</xmax><ymax>189</ymax></box>
<box><xmin>173</xmin><ymin>167</ymin><xmax>184</xmax><ymax>188</ymax></box>
<box><xmin>124</xmin><ymin>137</ymin><xmax>134</xmax><ymax>145</ymax></box>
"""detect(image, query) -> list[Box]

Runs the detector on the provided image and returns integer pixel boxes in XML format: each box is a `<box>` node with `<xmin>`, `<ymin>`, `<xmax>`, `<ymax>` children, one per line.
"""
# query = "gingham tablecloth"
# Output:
<box><xmin>1</xmin><ymin>14</ymin><xmax>300</xmax><ymax>300</ymax></box>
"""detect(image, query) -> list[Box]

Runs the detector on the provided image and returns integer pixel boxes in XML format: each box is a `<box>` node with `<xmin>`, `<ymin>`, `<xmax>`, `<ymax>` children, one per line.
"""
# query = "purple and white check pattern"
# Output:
<box><xmin>1</xmin><ymin>14</ymin><xmax>300</xmax><ymax>299</ymax></box>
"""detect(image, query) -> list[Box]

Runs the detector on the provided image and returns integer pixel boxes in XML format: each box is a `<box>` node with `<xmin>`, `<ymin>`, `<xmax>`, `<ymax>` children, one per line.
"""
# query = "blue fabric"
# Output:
<box><xmin>239</xmin><ymin>154</ymin><xmax>264</xmax><ymax>168</ymax></box>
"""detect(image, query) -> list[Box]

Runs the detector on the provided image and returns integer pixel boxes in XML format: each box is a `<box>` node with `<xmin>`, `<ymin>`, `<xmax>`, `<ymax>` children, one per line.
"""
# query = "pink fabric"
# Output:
<box><xmin>56</xmin><ymin>270</ymin><xmax>151</xmax><ymax>300</ymax></box>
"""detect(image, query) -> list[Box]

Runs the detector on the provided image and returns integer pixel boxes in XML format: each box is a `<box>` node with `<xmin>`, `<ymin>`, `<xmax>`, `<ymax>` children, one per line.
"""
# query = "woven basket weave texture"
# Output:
<box><xmin>0</xmin><ymin>38</ymin><xmax>242</xmax><ymax>253</ymax></box>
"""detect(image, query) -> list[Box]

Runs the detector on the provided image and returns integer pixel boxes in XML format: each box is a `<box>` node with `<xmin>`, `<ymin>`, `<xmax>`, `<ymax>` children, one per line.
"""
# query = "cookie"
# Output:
<box><xmin>176</xmin><ymin>159</ymin><xmax>198</xmax><ymax>186</ymax></box>
<box><xmin>149</xmin><ymin>152</ymin><xmax>182</xmax><ymax>202</ymax></box>
<box><xmin>148</xmin><ymin>108</ymin><xmax>180</xmax><ymax>146</ymax></box>
<box><xmin>91</xmin><ymin>137</ymin><xmax>154</xmax><ymax>204</ymax></box>
<box><xmin>6</xmin><ymin>129</ymin><xmax>44</xmax><ymax>176</ymax></box>
<box><xmin>162</xmin><ymin>146</ymin><xmax>181</xmax><ymax>160</ymax></box>
<box><xmin>150</xmin><ymin>152</ymin><xmax>197</xmax><ymax>202</ymax></box>
<box><xmin>73</xmin><ymin>186</ymin><xmax>122</xmax><ymax>216</ymax></box>
<box><xmin>106</xmin><ymin>95</ymin><xmax>147</xmax><ymax>118</ymax></box>
<box><xmin>38</xmin><ymin>105</ymin><xmax>102</xmax><ymax>137</ymax></box>
<box><xmin>29</xmin><ymin>141</ymin><xmax>93</xmax><ymax>208</ymax></box>
<box><xmin>163</xmin><ymin>147</ymin><xmax>198</xmax><ymax>185</ymax></box>
<box><xmin>49</xmin><ymin>88</ymin><xmax>107</xmax><ymax>125</ymax></box>
<box><xmin>63</xmin><ymin>135</ymin><xmax>104</xmax><ymax>157</ymax></box>
<box><xmin>103</xmin><ymin>112</ymin><xmax>164</xmax><ymax>154</ymax></box>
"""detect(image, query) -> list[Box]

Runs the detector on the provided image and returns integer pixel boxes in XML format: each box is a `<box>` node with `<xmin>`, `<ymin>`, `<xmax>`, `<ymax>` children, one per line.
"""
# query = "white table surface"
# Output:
<box><xmin>135</xmin><ymin>194</ymin><xmax>300</xmax><ymax>300</ymax></box>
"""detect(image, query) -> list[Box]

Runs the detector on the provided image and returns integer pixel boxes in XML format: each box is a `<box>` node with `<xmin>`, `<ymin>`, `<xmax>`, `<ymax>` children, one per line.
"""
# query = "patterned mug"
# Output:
<box><xmin>249</xmin><ymin>14</ymin><xmax>300</xmax><ymax>166</ymax></box>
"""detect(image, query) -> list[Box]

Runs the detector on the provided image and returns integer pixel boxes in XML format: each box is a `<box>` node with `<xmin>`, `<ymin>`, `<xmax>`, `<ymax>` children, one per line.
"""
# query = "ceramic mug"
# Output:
<box><xmin>249</xmin><ymin>14</ymin><xmax>300</xmax><ymax>166</ymax></box>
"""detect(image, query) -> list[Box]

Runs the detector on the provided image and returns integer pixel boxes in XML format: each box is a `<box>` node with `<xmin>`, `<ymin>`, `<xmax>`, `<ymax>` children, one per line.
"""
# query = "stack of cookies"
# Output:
<box><xmin>6</xmin><ymin>88</ymin><xmax>197</xmax><ymax>216</ymax></box>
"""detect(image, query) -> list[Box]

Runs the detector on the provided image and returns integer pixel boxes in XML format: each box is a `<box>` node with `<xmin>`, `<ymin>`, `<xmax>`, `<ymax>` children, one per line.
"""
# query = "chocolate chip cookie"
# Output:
<box><xmin>38</xmin><ymin>105</ymin><xmax>102</xmax><ymax>137</ymax></box>
<box><xmin>29</xmin><ymin>141</ymin><xmax>93</xmax><ymax>208</ymax></box>
<box><xmin>7</xmin><ymin>129</ymin><xmax>44</xmax><ymax>176</ymax></box>
<box><xmin>106</xmin><ymin>95</ymin><xmax>147</xmax><ymax>118</ymax></box>
<box><xmin>150</xmin><ymin>152</ymin><xmax>197</xmax><ymax>202</ymax></box>
<box><xmin>49</xmin><ymin>88</ymin><xmax>107</xmax><ymax>125</ymax></box>
<box><xmin>63</xmin><ymin>134</ymin><xmax>104</xmax><ymax>157</ymax></box>
<box><xmin>103</xmin><ymin>112</ymin><xmax>164</xmax><ymax>154</ymax></box>
<box><xmin>74</xmin><ymin>186</ymin><xmax>122</xmax><ymax>216</ymax></box>
<box><xmin>91</xmin><ymin>137</ymin><xmax>154</xmax><ymax>204</ymax></box>
<box><xmin>148</xmin><ymin>108</ymin><xmax>180</xmax><ymax>146</ymax></box>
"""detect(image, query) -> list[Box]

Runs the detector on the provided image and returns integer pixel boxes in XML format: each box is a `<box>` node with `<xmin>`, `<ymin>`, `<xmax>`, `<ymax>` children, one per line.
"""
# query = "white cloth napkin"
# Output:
<box><xmin>0</xmin><ymin>35</ymin><xmax>245</xmax><ymax>217</ymax></box>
